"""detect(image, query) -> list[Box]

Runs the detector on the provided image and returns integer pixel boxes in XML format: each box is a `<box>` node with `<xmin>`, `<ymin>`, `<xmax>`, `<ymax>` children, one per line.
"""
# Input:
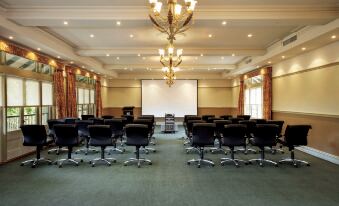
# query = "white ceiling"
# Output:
<box><xmin>0</xmin><ymin>0</ymin><xmax>338</xmax><ymax>78</ymax></box>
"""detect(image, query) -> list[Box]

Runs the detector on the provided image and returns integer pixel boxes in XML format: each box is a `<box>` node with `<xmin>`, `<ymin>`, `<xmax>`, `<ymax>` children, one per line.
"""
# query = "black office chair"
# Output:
<box><xmin>202</xmin><ymin>115</ymin><xmax>215</xmax><ymax>122</ymax></box>
<box><xmin>251</xmin><ymin>119</ymin><xmax>267</xmax><ymax>124</ymax></box>
<box><xmin>248</xmin><ymin>124</ymin><xmax>279</xmax><ymax>167</ymax></box>
<box><xmin>81</xmin><ymin>115</ymin><xmax>95</xmax><ymax>120</ymax></box>
<box><xmin>124</xmin><ymin>124</ymin><xmax>152</xmax><ymax>168</ymax></box>
<box><xmin>75</xmin><ymin>120</ymin><xmax>98</xmax><ymax>155</ymax></box>
<box><xmin>64</xmin><ymin>117</ymin><xmax>80</xmax><ymax>124</ymax></box>
<box><xmin>47</xmin><ymin>119</ymin><xmax>68</xmax><ymax>155</ymax></box>
<box><xmin>89</xmin><ymin>117</ymin><xmax>105</xmax><ymax>125</ymax></box>
<box><xmin>221</xmin><ymin>124</ymin><xmax>248</xmax><ymax>167</ymax></box>
<box><xmin>88</xmin><ymin>125</ymin><xmax>117</xmax><ymax>167</ymax></box>
<box><xmin>279</xmin><ymin>125</ymin><xmax>312</xmax><ymax>167</ymax></box>
<box><xmin>185</xmin><ymin>119</ymin><xmax>205</xmax><ymax>153</ymax></box>
<box><xmin>237</xmin><ymin>115</ymin><xmax>251</xmax><ymax>120</ymax></box>
<box><xmin>229</xmin><ymin>117</ymin><xmax>244</xmax><ymax>124</ymax></box>
<box><xmin>121</xmin><ymin>115</ymin><xmax>134</xmax><ymax>124</ymax></box>
<box><xmin>237</xmin><ymin>120</ymin><xmax>257</xmax><ymax>154</ymax></box>
<box><xmin>133</xmin><ymin>119</ymin><xmax>156</xmax><ymax>153</ymax></box>
<box><xmin>102</xmin><ymin>115</ymin><xmax>114</xmax><ymax>120</ymax></box>
<box><xmin>54</xmin><ymin>124</ymin><xmax>83</xmax><ymax>167</ymax></box>
<box><xmin>220</xmin><ymin>115</ymin><xmax>233</xmax><ymax>120</ymax></box>
<box><xmin>210</xmin><ymin>120</ymin><xmax>232</xmax><ymax>154</ymax></box>
<box><xmin>207</xmin><ymin>117</ymin><xmax>222</xmax><ymax>123</ymax></box>
<box><xmin>138</xmin><ymin>115</ymin><xmax>156</xmax><ymax>144</ymax></box>
<box><xmin>187</xmin><ymin>123</ymin><xmax>216</xmax><ymax>168</ymax></box>
<box><xmin>20</xmin><ymin>125</ymin><xmax>53</xmax><ymax>168</ymax></box>
<box><xmin>266</xmin><ymin>120</ymin><xmax>285</xmax><ymax>154</ymax></box>
<box><xmin>104</xmin><ymin>119</ymin><xmax>125</xmax><ymax>153</ymax></box>
<box><xmin>183</xmin><ymin>116</ymin><xmax>202</xmax><ymax>143</ymax></box>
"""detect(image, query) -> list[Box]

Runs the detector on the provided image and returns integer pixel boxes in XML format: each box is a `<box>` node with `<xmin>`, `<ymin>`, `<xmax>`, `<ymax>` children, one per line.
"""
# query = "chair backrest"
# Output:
<box><xmin>207</xmin><ymin>117</ymin><xmax>223</xmax><ymax>123</ymax></box>
<box><xmin>88</xmin><ymin>125</ymin><xmax>113</xmax><ymax>146</ymax></box>
<box><xmin>20</xmin><ymin>125</ymin><xmax>47</xmax><ymax>146</ymax></box>
<box><xmin>202</xmin><ymin>115</ymin><xmax>215</xmax><ymax>122</ymax></box>
<box><xmin>284</xmin><ymin>125</ymin><xmax>312</xmax><ymax>146</ymax></box>
<box><xmin>229</xmin><ymin>117</ymin><xmax>244</xmax><ymax>124</ymax></box>
<box><xmin>64</xmin><ymin>117</ymin><xmax>80</xmax><ymax>124</ymax></box>
<box><xmin>54</xmin><ymin>124</ymin><xmax>79</xmax><ymax>146</ymax></box>
<box><xmin>47</xmin><ymin>119</ymin><xmax>65</xmax><ymax>137</ymax></box>
<box><xmin>222</xmin><ymin>124</ymin><xmax>247</xmax><ymax>146</ymax></box>
<box><xmin>220</xmin><ymin>115</ymin><xmax>233</xmax><ymax>120</ymax></box>
<box><xmin>121</xmin><ymin>115</ymin><xmax>134</xmax><ymax>124</ymax></box>
<box><xmin>252</xmin><ymin>124</ymin><xmax>279</xmax><ymax>146</ymax></box>
<box><xmin>192</xmin><ymin>123</ymin><xmax>216</xmax><ymax>146</ymax></box>
<box><xmin>125</xmin><ymin>124</ymin><xmax>149</xmax><ymax>146</ymax></box>
<box><xmin>214</xmin><ymin>120</ymin><xmax>232</xmax><ymax>136</ymax></box>
<box><xmin>88</xmin><ymin>117</ymin><xmax>105</xmax><ymax>125</ymax></box>
<box><xmin>251</xmin><ymin>119</ymin><xmax>267</xmax><ymax>124</ymax></box>
<box><xmin>102</xmin><ymin>115</ymin><xmax>114</xmax><ymax>120</ymax></box>
<box><xmin>185</xmin><ymin>116</ymin><xmax>202</xmax><ymax>126</ymax></box>
<box><xmin>81</xmin><ymin>115</ymin><xmax>95</xmax><ymax>120</ymax></box>
<box><xmin>184</xmin><ymin>115</ymin><xmax>198</xmax><ymax>123</ymax></box>
<box><xmin>266</xmin><ymin>120</ymin><xmax>284</xmax><ymax>136</ymax></box>
<box><xmin>239</xmin><ymin>120</ymin><xmax>256</xmax><ymax>137</ymax></box>
<box><xmin>187</xmin><ymin>120</ymin><xmax>205</xmax><ymax>135</ymax></box>
<box><xmin>237</xmin><ymin>115</ymin><xmax>251</xmax><ymax>120</ymax></box>
<box><xmin>133</xmin><ymin>119</ymin><xmax>153</xmax><ymax>133</ymax></box>
<box><xmin>104</xmin><ymin>119</ymin><xmax>124</xmax><ymax>135</ymax></box>
<box><xmin>75</xmin><ymin>120</ymin><xmax>93</xmax><ymax>137</ymax></box>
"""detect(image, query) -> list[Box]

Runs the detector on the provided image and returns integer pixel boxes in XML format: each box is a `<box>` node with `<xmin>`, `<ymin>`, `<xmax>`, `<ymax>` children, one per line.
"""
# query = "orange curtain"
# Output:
<box><xmin>95</xmin><ymin>80</ymin><xmax>102</xmax><ymax>117</ymax></box>
<box><xmin>53</xmin><ymin>68</ymin><xmax>66</xmax><ymax>119</ymax></box>
<box><xmin>263</xmin><ymin>67</ymin><xmax>272</xmax><ymax>120</ymax></box>
<box><xmin>66</xmin><ymin>66</ymin><xmax>77</xmax><ymax>118</ymax></box>
<box><xmin>238</xmin><ymin>79</ymin><xmax>244</xmax><ymax>115</ymax></box>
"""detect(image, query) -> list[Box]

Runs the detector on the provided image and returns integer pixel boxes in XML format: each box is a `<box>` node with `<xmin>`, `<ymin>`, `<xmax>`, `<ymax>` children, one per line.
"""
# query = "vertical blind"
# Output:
<box><xmin>7</xmin><ymin>77</ymin><xmax>23</xmax><ymax>106</ymax></box>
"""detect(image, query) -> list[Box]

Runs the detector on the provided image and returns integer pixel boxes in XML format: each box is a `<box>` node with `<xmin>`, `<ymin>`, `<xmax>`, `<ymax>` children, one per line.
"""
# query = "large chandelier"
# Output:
<box><xmin>149</xmin><ymin>0</ymin><xmax>197</xmax><ymax>42</ymax></box>
<box><xmin>159</xmin><ymin>44</ymin><xmax>182</xmax><ymax>87</ymax></box>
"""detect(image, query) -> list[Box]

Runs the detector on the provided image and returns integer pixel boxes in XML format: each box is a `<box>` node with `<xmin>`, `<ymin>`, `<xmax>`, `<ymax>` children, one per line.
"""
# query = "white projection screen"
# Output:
<box><xmin>142</xmin><ymin>80</ymin><xmax>197</xmax><ymax>117</ymax></box>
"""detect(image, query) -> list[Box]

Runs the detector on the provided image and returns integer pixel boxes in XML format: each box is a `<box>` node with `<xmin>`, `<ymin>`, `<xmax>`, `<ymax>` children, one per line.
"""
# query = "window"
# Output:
<box><xmin>0</xmin><ymin>75</ymin><xmax>3</xmax><ymax>107</ymax></box>
<box><xmin>7</xmin><ymin>77</ymin><xmax>23</xmax><ymax>106</ymax></box>
<box><xmin>25</xmin><ymin>80</ymin><xmax>39</xmax><ymax>106</ymax></box>
<box><xmin>41</xmin><ymin>82</ymin><xmax>53</xmax><ymax>125</ymax></box>
<box><xmin>244</xmin><ymin>75</ymin><xmax>263</xmax><ymax>119</ymax></box>
<box><xmin>77</xmin><ymin>87</ymin><xmax>94</xmax><ymax>118</ymax></box>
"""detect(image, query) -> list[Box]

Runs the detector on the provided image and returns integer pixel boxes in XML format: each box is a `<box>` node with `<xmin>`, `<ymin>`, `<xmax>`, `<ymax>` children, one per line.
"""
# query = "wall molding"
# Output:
<box><xmin>272</xmin><ymin>110</ymin><xmax>339</xmax><ymax>119</ymax></box>
<box><xmin>297</xmin><ymin>146</ymin><xmax>339</xmax><ymax>165</ymax></box>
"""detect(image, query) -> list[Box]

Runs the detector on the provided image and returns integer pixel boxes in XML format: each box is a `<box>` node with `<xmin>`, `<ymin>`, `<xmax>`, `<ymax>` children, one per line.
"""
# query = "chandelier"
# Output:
<box><xmin>149</xmin><ymin>0</ymin><xmax>197</xmax><ymax>42</ymax></box>
<box><xmin>159</xmin><ymin>44</ymin><xmax>182</xmax><ymax>87</ymax></box>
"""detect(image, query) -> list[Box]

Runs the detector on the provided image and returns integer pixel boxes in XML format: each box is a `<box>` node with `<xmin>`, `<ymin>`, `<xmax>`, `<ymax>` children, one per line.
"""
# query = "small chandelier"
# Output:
<box><xmin>159</xmin><ymin>44</ymin><xmax>182</xmax><ymax>87</ymax></box>
<box><xmin>149</xmin><ymin>0</ymin><xmax>197</xmax><ymax>42</ymax></box>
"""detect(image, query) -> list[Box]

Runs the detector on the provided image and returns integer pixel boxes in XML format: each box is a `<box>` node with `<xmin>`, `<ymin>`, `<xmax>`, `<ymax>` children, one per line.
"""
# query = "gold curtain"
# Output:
<box><xmin>95</xmin><ymin>80</ymin><xmax>102</xmax><ymax>117</ymax></box>
<box><xmin>66</xmin><ymin>66</ymin><xmax>77</xmax><ymax>117</ymax></box>
<box><xmin>238</xmin><ymin>79</ymin><xmax>244</xmax><ymax>115</ymax></box>
<box><xmin>53</xmin><ymin>68</ymin><xmax>66</xmax><ymax>119</ymax></box>
<box><xmin>263</xmin><ymin>67</ymin><xmax>272</xmax><ymax>120</ymax></box>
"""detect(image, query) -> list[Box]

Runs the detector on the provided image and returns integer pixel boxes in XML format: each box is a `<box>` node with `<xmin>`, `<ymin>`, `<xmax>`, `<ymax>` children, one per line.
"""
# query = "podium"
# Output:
<box><xmin>122</xmin><ymin>106</ymin><xmax>135</xmax><ymax>116</ymax></box>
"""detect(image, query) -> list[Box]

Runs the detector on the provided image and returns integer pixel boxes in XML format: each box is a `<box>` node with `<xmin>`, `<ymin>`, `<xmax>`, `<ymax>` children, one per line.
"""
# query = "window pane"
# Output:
<box><xmin>6</xmin><ymin>107</ymin><xmax>20</xmax><ymax>132</ymax></box>
<box><xmin>41</xmin><ymin>106</ymin><xmax>49</xmax><ymax>125</ymax></box>
<box><xmin>78</xmin><ymin>88</ymin><xmax>84</xmax><ymax>104</ymax></box>
<box><xmin>0</xmin><ymin>76</ymin><xmax>3</xmax><ymax>106</ymax></box>
<box><xmin>7</xmin><ymin>77</ymin><xmax>23</xmax><ymax>106</ymax></box>
<box><xmin>90</xmin><ymin>89</ymin><xmax>95</xmax><ymax>104</ymax></box>
<box><xmin>84</xmin><ymin>89</ymin><xmax>90</xmax><ymax>104</ymax></box>
<box><xmin>24</xmin><ymin>107</ymin><xmax>37</xmax><ymax>125</ymax></box>
<box><xmin>42</xmin><ymin>82</ymin><xmax>53</xmax><ymax>105</ymax></box>
<box><xmin>25</xmin><ymin>80</ymin><xmax>40</xmax><ymax>106</ymax></box>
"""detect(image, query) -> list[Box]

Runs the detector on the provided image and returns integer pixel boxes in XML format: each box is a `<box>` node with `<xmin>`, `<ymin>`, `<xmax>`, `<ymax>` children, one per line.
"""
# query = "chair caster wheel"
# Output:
<box><xmin>85</xmin><ymin>153</ymin><xmax>88</xmax><ymax>156</ymax></box>
<box><xmin>149</xmin><ymin>162</ymin><xmax>152</xmax><ymax>165</ymax></box>
<box><xmin>153</xmin><ymin>150</ymin><xmax>156</xmax><ymax>153</ymax></box>
<box><xmin>80</xmin><ymin>159</ymin><xmax>84</xmax><ymax>163</ymax></box>
<box><xmin>47</xmin><ymin>152</ymin><xmax>50</xmax><ymax>154</ymax></box>
<box><xmin>275</xmin><ymin>164</ymin><xmax>279</xmax><ymax>167</ymax></box>
<box><xmin>91</xmin><ymin>164</ymin><xmax>95</xmax><ymax>167</ymax></box>
<box><xmin>235</xmin><ymin>165</ymin><xmax>239</xmax><ymax>168</ymax></box>
<box><xmin>108</xmin><ymin>164</ymin><xmax>111</xmax><ymax>167</ymax></box>
<box><xmin>31</xmin><ymin>165</ymin><xmax>36</xmax><ymax>168</ymax></box>
<box><xmin>58</xmin><ymin>165</ymin><xmax>62</xmax><ymax>168</ymax></box>
<box><xmin>186</xmin><ymin>151</ymin><xmax>189</xmax><ymax>154</ymax></box>
<box><xmin>197</xmin><ymin>165</ymin><xmax>201</xmax><ymax>168</ymax></box>
<box><xmin>187</xmin><ymin>162</ymin><xmax>190</xmax><ymax>165</ymax></box>
<box><xmin>245</xmin><ymin>162</ymin><xmax>249</xmax><ymax>165</ymax></box>
<box><xmin>259</xmin><ymin>164</ymin><xmax>264</xmax><ymax>167</ymax></box>
<box><xmin>138</xmin><ymin>165</ymin><xmax>141</xmax><ymax>168</ymax></box>
<box><xmin>75</xmin><ymin>152</ymin><xmax>78</xmax><ymax>154</ymax></box>
<box><xmin>307</xmin><ymin>164</ymin><xmax>310</xmax><ymax>166</ymax></box>
<box><xmin>20</xmin><ymin>163</ymin><xmax>24</xmax><ymax>166</ymax></box>
<box><xmin>76</xmin><ymin>164</ymin><xmax>79</xmax><ymax>166</ymax></box>
<box><xmin>113</xmin><ymin>160</ymin><xmax>117</xmax><ymax>163</ymax></box>
<box><xmin>124</xmin><ymin>163</ymin><xmax>127</xmax><ymax>166</ymax></box>
<box><xmin>211</xmin><ymin>164</ymin><xmax>215</xmax><ymax>167</ymax></box>
<box><xmin>48</xmin><ymin>162</ymin><xmax>52</xmax><ymax>165</ymax></box>
<box><xmin>294</xmin><ymin>164</ymin><xmax>298</xmax><ymax>168</ymax></box>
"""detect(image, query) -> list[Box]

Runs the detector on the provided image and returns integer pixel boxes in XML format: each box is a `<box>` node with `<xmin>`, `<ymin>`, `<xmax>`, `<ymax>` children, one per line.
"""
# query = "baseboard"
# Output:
<box><xmin>296</xmin><ymin>146</ymin><xmax>339</xmax><ymax>165</ymax></box>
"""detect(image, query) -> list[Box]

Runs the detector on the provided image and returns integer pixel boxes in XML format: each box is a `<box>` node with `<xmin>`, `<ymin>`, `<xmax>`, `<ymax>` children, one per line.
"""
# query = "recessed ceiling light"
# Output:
<box><xmin>98</xmin><ymin>73</ymin><xmax>101</xmax><ymax>75</ymax></box>
<box><xmin>221</xmin><ymin>56</ymin><xmax>224</xmax><ymax>60</ymax></box>
<box><xmin>90</xmin><ymin>34</ymin><xmax>95</xmax><ymax>38</ymax></box>
<box><xmin>247</xmin><ymin>34</ymin><xmax>253</xmax><ymax>38</ymax></box>
<box><xmin>331</xmin><ymin>35</ymin><xmax>336</xmax><ymax>39</ymax></box>
<box><xmin>301</xmin><ymin>47</ymin><xmax>306</xmax><ymax>51</ymax></box>
<box><xmin>37</xmin><ymin>48</ymin><xmax>41</xmax><ymax>51</ymax></box>
<box><xmin>268</xmin><ymin>61</ymin><xmax>272</xmax><ymax>64</ymax></box>
<box><xmin>232</xmin><ymin>53</ymin><xmax>235</xmax><ymax>56</ymax></box>
<box><xmin>90</xmin><ymin>69</ymin><xmax>94</xmax><ymax>72</ymax></box>
<box><xmin>57</xmin><ymin>56</ymin><xmax>61</xmax><ymax>59</ymax></box>
<box><xmin>81</xmin><ymin>66</ymin><xmax>85</xmax><ymax>68</ymax></box>
<box><xmin>106</xmin><ymin>54</ymin><xmax>110</xmax><ymax>57</ymax></box>
<box><xmin>200</xmin><ymin>54</ymin><xmax>203</xmax><ymax>57</ymax></box>
<box><xmin>124</xmin><ymin>67</ymin><xmax>127</xmax><ymax>70</ymax></box>
<box><xmin>222</xmin><ymin>21</ymin><xmax>227</xmax><ymax>26</ymax></box>
<box><xmin>63</xmin><ymin>21</ymin><xmax>68</xmax><ymax>25</ymax></box>
<box><xmin>137</xmin><ymin>53</ymin><xmax>141</xmax><ymax>57</ymax></box>
<box><xmin>130</xmin><ymin>34</ymin><xmax>134</xmax><ymax>38</ymax></box>
<box><xmin>281</xmin><ymin>55</ymin><xmax>285</xmax><ymax>59</ymax></box>
<box><xmin>70</xmin><ymin>61</ymin><xmax>74</xmax><ymax>64</ymax></box>
<box><xmin>116</xmin><ymin>57</ymin><xmax>120</xmax><ymax>60</ymax></box>
<box><xmin>208</xmin><ymin>34</ymin><xmax>213</xmax><ymax>38</ymax></box>
<box><xmin>142</xmin><ymin>57</ymin><xmax>146</xmax><ymax>60</ymax></box>
<box><xmin>8</xmin><ymin>36</ymin><xmax>13</xmax><ymax>39</ymax></box>
<box><xmin>116</xmin><ymin>21</ymin><xmax>121</xmax><ymax>26</ymax></box>
<box><xmin>256</xmin><ymin>66</ymin><xmax>259</xmax><ymax>68</ymax></box>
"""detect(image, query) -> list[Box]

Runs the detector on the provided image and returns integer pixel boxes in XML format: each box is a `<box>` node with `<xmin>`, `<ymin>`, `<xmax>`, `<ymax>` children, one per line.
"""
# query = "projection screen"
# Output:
<box><xmin>142</xmin><ymin>80</ymin><xmax>197</xmax><ymax>117</ymax></box>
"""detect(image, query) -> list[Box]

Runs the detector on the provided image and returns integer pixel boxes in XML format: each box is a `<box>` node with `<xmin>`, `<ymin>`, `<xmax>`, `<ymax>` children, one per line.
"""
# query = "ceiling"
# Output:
<box><xmin>0</xmin><ymin>0</ymin><xmax>338</xmax><ymax>79</ymax></box>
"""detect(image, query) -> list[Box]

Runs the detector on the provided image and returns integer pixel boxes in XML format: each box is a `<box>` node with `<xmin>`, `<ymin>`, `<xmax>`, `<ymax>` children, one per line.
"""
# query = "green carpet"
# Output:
<box><xmin>0</xmin><ymin>126</ymin><xmax>338</xmax><ymax>206</ymax></box>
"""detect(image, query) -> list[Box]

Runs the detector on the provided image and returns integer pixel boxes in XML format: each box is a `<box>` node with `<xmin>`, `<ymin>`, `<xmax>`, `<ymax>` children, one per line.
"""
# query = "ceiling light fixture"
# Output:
<box><xmin>63</xmin><ymin>21</ymin><xmax>68</xmax><ymax>25</ymax></box>
<box><xmin>232</xmin><ymin>53</ymin><xmax>235</xmax><ymax>56</ymax></box>
<box><xmin>57</xmin><ymin>56</ymin><xmax>61</xmax><ymax>59</ymax></box>
<box><xmin>222</xmin><ymin>21</ymin><xmax>227</xmax><ymax>25</ymax></box>
<box><xmin>268</xmin><ymin>61</ymin><xmax>271</xmax><ymax>64</ymax></box>
<box><xmin>247</xmin><ymin>34</ymin><xmax>253</xmax><ymax>38</ymax></box>
<box><xmin>281</xmin><ymin>55</ymin><xmax>285</xmax><ymax>59</ymax></box>
<box><xmin>9</xmin><ymin>36</ymin><xmax>13</xmax><ymax>39</ymax></box>
<box><xmin>331</xmin><ymin>35</ymin><xmax>336</xmax><ymax>39</ymax></box>
<box><xmin>37</xmin><ymin>48</ymin><xmax>41</xmax><ymax>51</ymax></box>
<box><xmin>90</xmin><ymin>69</ymin><xmax>94</xmax><ymax>72</ymax></box>
<box><xmin>302</xmin><ymin>47</ymin><xmax>306</xmax><ymax>51</ymax></box>
<box><xmin>137</xmin><ymin>53</ymin><xmax>141</xmax><ymax>57</ymax></box>
<box><xmin>116</xmin><ymin>57</ymin><xmax>120</xmax><ymax>60</ymax></box>
<box><xmin>130</xmin><ymin>34</ymin><xmax>134</xmax><ymax>38</ymax></box>
<box><xmin>208</xmin><ymin>34</ymin><xmax>213</xmax><ymax>38</ymax></box>
<box><xmin>90</xmin><ymin>34</ymin><xmax>95</xmax><ymax>38</ymax></box>
<box><xmin>159</xmin><ymin>43</ymin><xmax>183</xmax><ymax>87</ymax></box>
<box><xmin>70</xmin><ymin>61</ymin><xmax>74</xmax><ymax>64</ymax></box>
<box><xmin>106</xmin><ymin>54</ymin><xmax>110</xmax><ymax>57</ymax></box>
<box><xmin>200</xmin><ymin>54</ymin><xmax>203</xmax><ymax>57</ymax></box>
<box><xmin>116</xmin><ymin>21</ymin><xmax>121</xmax><ymax>26</ymax></box>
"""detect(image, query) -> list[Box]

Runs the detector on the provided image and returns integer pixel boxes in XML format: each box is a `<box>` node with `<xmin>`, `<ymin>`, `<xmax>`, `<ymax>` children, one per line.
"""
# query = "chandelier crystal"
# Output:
<box><xmin>149</xmin><ymin>0</ymin><xmax>197</xmax><ymax>42</ymax></box>
<box><xmin>159</xmin><ymin>44</ymin><xmax>183</xmax><ymax>87</ymax></box>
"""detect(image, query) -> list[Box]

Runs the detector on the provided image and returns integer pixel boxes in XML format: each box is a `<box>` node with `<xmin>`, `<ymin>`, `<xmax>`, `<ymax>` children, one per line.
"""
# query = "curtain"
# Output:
<box><xmin>53</xmin><ymin>68</ymin><xmax>66</xmax><ymax>118</ymax></box>
<box><xmin>263</xmin><ymin>67</ymin><xmax>272</xmax><ymax>120</ymax></box>
<box><xmin>66</xmin><ymin>66</ymin><xmax>77</xmax><ymax>117</ymax></box>
<box><xmin>95</xmin><ymin>80</ymin><xmax>102</xmax><ymax>117</ymax></box>
<box><xmin>238</xmin><ymin>79</ymin><xmax>244</xmax><ymax>115</ymax></box>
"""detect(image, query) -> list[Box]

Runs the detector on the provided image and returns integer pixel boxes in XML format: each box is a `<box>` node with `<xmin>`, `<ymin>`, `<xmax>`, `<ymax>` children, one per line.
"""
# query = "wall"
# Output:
<box><xmin>102</xmin><ymin>79</ymin><xmax>237</xmax><ymax>117</ymax></box>
<box><xmin>272</xmin><ymin>41</ymin><xmax>339</xmax><ymax>156</ymax></box>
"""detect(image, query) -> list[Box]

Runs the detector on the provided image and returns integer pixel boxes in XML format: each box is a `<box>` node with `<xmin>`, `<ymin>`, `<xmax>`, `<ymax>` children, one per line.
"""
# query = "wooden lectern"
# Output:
<box><xmin>122</xmin><ymin>106</ymin><xmax>135</xmax><ymax>116</ymax></box>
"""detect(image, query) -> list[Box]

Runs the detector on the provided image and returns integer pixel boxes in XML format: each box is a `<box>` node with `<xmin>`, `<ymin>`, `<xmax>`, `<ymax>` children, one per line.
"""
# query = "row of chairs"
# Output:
<box><xmin>183</xmin><ymin>114</ymin><xmax>312</xmax><ymax>168</ymax></box>
<box><xmin>20</xmin><ymin>115</ymin><xmax>156</xmax><ymax>168</ymax></box>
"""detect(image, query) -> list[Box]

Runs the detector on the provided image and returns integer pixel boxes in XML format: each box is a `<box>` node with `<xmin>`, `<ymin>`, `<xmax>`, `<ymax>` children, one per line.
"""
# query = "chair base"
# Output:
<box><xmin>20</xmin><ymin>158</ymin><xmax>52</xmax><ymax>168</ymax></box>
<box><xmin>185</xmin><ymin>146</ymin><xmax>200</xmax><ymax>154</ymax></box>
<box><xmin>235</xmin><ymin>147</ymin><xmax>257</xmax><ymax>155</ymax></box>
<box><xmin>140</xmin><ymin>147</ymin><xmax>156</xmax><ymax>154</ymax></box>
<box><xmin>187</xmin><ymin>159</ymin><xmax>215</xmax><ymax>168</ymax></box>
<box><xmin>48</xmin><ymin>147</ymin><xmax>68</xmax><ymax>155</ymax></box>
<box><xmin>183</xmin><ymin>139</ymin><xmax>190</xmax><ymax>146</ymax></box>
<box><xmin>265</xmin><ymin>146</ymin><xmax>284</xmax><ymax>154</ymax></box>
<box><xmin>248</xmin><ymin>158</ymin><xmax>278</xmax><ymax>167</ymax></box>
<box><xmin>90</xmin><ymin>158</ymin><xmax>116</xmax><ymax>167</ymax></box>
<box><xmin>75</xmin><ymin>147</ymin><xmax>99</xmax><ymax>155</ymax></box>
<box><xmin>279</xmin><ymin>158</ymin><xmax>310</xmax><ymax>167</ymax></box>
<box><xmin>108</xmin><ymin>147</ymin><xmax>125</xmax><ymax>154</ymax></box>
<box><xmin>57</xmin><ymin>158</ymin><xmax>83</xmax><ymax>168</ymax></box>
<box><xmin>221</xmin><ymin>158</ymin><xmax>248</xmax><ymax>167</ymax></box>
<box><xmin>210</xmin><ymin>146</ymin><xmax>229</xmax><ymax>154</ymax></box>
<box><xmin>124</xmin><ymin>158</ymin><xmax>152</xmax><ymax>168</ymax></box>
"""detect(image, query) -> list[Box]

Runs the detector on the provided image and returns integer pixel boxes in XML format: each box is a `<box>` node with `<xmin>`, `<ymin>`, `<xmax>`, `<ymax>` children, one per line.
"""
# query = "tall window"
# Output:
<box><xmin>24</xmin><ymin>80</ymin><xmax>39</xmax><ymax>125</ymax></box>
<box><xmin>6</xmin><ymin>77</ymin><xmax>24</xmax><ymax>132</ymax></box>
<box><xmin>244</xmin><ymin>75</ymin><xmax>263</xmax><ymax>119</ymax></box>
<box><xmin>41</xmin><ymin>82</ymin><xmax>53</xmax><ymax>125</ymax></box>
<box><xmin>77</xmin><ymin>87</ymin><xmax>93</xmax><ymax>118</ymax></box>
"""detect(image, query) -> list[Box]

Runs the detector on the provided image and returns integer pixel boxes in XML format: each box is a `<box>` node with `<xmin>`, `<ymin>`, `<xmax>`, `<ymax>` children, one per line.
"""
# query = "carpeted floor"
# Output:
<box><xmin>0</xmin><ymin>126</ymin><xmax>338</xmax><ymax>206</ymax></box>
